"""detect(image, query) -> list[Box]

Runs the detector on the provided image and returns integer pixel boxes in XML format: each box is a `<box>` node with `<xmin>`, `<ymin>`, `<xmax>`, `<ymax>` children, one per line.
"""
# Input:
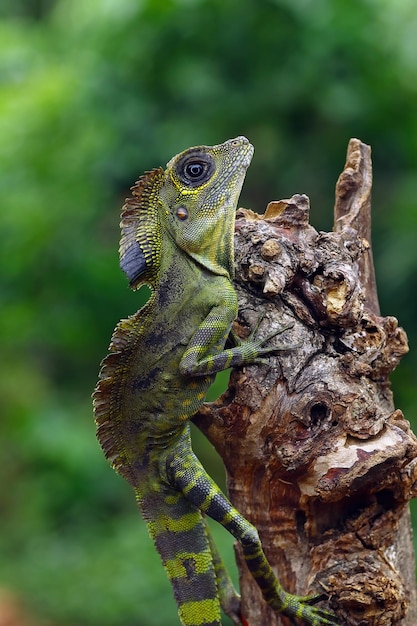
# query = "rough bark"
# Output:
<box><xmin>194</xmin><ymin>139</ymin><xmax>417</xmax><ymax>625</ymax></box>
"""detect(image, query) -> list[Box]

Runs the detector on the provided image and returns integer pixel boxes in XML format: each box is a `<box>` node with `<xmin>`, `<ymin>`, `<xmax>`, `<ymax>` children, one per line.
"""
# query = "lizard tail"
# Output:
<box><xmin>135</xmin><ymin>484</ymin><xmax>222</xmax><ymax>626</ymax></box>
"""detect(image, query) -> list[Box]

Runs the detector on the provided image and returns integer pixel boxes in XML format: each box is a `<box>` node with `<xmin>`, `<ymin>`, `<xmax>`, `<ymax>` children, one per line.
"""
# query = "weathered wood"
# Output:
<box><xmin>194</xmin><ymin>139</ymin><xmax>417</xmax><ymax>625</ymax></box>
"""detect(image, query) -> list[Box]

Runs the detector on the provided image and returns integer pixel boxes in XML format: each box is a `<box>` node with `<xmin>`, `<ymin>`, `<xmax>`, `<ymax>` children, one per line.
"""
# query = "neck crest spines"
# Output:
<box><xmin>119</xmin><ymin>167</ymin><xmax>164</xmax><ymax>290</ymax></box>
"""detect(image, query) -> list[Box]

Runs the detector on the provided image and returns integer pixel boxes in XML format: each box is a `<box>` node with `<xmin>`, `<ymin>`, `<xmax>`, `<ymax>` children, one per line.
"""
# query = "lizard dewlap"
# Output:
<box><xmin>93</xmin><ymin>137</ymin><xmax>338</xmax><ymax>626</ymax></box>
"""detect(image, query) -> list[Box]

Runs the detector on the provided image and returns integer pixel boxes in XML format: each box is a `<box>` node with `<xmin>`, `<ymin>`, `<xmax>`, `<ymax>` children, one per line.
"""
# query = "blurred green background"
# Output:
<box><xmin>1</xmin><ymin>0</ymin><xmax>417</xmax><ymax>624</ymax></box>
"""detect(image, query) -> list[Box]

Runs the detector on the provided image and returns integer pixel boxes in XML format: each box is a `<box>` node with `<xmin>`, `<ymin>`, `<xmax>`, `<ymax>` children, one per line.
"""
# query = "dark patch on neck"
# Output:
<box><xmin>120</xmin><ymin>242</ymin><xmax>147</xmax><ymax>286</ymax></box>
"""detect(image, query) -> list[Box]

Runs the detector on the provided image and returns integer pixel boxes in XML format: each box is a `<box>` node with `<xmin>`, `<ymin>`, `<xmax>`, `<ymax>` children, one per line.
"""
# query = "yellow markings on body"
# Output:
<box><xmin>165</xmin><ymin>552</ymin><xmax>212</xmax><ymax>579</ymax></box>
<box><xmin>180</xmin><ymin>464</ymin><xmax>205</xmax><ymax>489</ymax></box>
<box><xmin>182</xmin><ymin>479</ymin><xmax>227</xmax><ymax>514</ymax></box>
<box><xmin>180</xmin><ymin>599</ymin><xmax>220</xmax><ymax>626</ymax></box>
<box><xmin>200</xmin><ymin>488</ymin><xmax>219</xmax><ymax>510</ymax></box>
<box><xmin>196</xmin><ymin>392</ymin><xmax>205</xmax><ymax>401</ymax></box>
<box><xmin>182</xmin><ymin>398</ymin><xmax>192</xmax><ymax>407</ymax></box>
<box><xmin>221</xmin><ymin>510</ymin><xmax>234</xmax><ymax>525</ymax></box>
<box><xmin>281</xmin><ymin>596</ymin><xmax>289</xmax><ymax>610</ymax></box>
<box><xmin>164</xmin><ymin>493</ymin><xmax>182</xmax><ymax>505</ymax></box>
<box><xmin>244</xmin><ymin>548</ymin><xmax>264</xmax><ymax>561</ymax></box>
<box><xmin>148</xmin><ymin>511</ymin><xmax>200</xmax><ymax>536</ymax></box>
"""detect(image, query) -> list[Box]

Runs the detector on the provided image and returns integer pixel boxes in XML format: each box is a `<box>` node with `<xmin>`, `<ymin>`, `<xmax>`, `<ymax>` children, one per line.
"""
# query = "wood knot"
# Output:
<box><xmin>260</xmin><ymin>239</ymin><xmax>282</xmax><ymax>261</ymax></box>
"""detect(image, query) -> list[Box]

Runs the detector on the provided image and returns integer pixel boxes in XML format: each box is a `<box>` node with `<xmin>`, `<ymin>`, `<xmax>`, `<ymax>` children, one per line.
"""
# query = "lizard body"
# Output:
<box><xmin>93</xmin><ymin>137</ymin><xmax>338</xmax><ymax>626</ymax></box>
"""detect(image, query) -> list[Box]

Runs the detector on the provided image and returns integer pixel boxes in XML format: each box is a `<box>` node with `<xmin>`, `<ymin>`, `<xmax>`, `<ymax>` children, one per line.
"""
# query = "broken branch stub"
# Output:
<box><xmin>194</xmin><ymin>140</ymin><xmax>417</xmax><ymax>625</ymax></box>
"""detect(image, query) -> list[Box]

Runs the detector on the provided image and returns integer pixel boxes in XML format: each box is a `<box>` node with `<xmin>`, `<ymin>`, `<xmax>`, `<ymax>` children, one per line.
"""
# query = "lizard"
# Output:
<box><xmin>93</xmin><ymin>136</ymin><xmax>339</xmax><ymax>626</ymax></box>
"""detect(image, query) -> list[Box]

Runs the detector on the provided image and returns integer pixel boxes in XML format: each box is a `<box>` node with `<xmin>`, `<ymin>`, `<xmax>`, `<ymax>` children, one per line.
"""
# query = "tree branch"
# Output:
<box><xmin>194</xmin><ymin>139</ymin><xmax>417</xmax><ymax>625</ymax></box>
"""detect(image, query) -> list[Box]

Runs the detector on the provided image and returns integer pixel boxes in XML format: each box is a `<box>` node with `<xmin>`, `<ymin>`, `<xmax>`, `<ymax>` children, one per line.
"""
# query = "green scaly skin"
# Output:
<box><xmin>93</xmin><ymin>137</ymin><xmax>339</xmax><ymax>626</ymax></box>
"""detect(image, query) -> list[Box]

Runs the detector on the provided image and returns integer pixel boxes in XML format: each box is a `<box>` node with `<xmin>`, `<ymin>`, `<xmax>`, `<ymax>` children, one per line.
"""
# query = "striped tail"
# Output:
<box><xmin>135</xmin><ymin>483</ymin><xmax>222</xmax><ymax>626</ymax></box>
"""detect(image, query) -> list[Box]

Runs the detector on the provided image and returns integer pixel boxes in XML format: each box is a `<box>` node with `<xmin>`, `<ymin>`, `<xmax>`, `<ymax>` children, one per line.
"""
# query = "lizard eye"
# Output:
<box><xmin>176</xmin><ymin>151</ymin><xmax>215</xmax><ymax>187</ymax></box>
<box><xmin>185</xmin><ymin>162</ymin><xmax>205</xmax><ymax>179</ymax></box>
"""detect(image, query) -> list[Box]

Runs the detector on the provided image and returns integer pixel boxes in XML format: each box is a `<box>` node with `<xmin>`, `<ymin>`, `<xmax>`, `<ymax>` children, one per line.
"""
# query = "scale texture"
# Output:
<box><xmin>93</xmin><ymin>137</ymin><xmax>338</xmax><ymax>626</ymax></box>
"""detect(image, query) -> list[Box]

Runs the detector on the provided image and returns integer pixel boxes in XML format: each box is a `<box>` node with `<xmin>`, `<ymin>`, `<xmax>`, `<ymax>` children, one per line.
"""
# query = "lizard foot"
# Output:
<box><xmin>273</xmin><ymin>591</ymin><xmax>339</xmax><ymax>626</ymax></box>
<box><xmin>230</xmin><ymin>314</ymin><xmax>295</xmax><ymax>362</ymax></box>
<box><xmin>247</xmin><ymin>316</ymin><xmax>296</xmax><ymax>363</ymax></box>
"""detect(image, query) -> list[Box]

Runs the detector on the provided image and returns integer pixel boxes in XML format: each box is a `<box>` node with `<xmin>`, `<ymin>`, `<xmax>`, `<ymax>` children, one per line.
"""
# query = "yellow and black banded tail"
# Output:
<box><xmin>135</xmin><ymin>483</ymin><xmax>222</xmax><ymax>626</ymax></box>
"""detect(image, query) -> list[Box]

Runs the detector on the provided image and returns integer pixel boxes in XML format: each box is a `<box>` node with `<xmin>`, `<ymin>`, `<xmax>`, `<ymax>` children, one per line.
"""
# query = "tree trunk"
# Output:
<box><xmin>194</xmin><ymin>139</ymin><xmax>417</xmax><ymax>626</ymax></box>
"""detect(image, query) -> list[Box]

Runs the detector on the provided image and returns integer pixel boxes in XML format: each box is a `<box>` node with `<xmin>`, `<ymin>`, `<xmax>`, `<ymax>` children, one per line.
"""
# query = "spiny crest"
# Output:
<box><xmin>92</xmin><ymin>309</ymin><xmax>145</xmax><ymax>484</ymax></box>
<box><xmin>119</xmin><ymin>167</ymin><xmax>165</xmax><ymax>290</ymax></box>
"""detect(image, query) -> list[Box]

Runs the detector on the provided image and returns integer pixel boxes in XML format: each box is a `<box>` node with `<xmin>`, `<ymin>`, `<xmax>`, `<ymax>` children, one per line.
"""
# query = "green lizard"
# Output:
<box><xmin>93</xmin><ymin>137</ymin><xmax>338</xmax><ymax>626</ymax></box>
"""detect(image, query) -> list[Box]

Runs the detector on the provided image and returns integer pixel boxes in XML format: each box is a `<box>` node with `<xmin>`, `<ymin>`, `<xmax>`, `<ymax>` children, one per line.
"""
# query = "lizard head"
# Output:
<box><xmin>160</xmin><ymin>136</ymin><xmax>254</xmax><ymax>278</ymax></box>
<box><xmin>119</xmin><ymin>137</ymin><xmax>254</xmax><ymax>290</ymax></box>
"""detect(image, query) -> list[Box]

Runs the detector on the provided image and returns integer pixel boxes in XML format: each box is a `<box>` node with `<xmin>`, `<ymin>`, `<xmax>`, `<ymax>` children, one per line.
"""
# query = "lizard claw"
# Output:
<box><xmin>247</xmin><ymin>316</ymin><xmax>296</xmax><ymax>358</ymax></box>
<box><xmin>231</xmin><ymin>313</ymin><xmax>295</xmax><ymax>354</ymax></box>
<box><xmin>276</xmin><ymin>592</ymin><xmax>339</xmax><ymax>626</ymax></box>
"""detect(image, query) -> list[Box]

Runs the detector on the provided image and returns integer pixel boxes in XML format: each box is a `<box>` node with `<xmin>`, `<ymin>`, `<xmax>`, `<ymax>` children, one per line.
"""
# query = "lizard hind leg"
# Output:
<box><xmin>167</xmin><ymin>450</ymin><xmax>339</xmax><ymax>626</ymax></box>
<box><xmin>135</xmin><ymin>485</ymin><xmax>222</xmax><ymax>626</ymax></box>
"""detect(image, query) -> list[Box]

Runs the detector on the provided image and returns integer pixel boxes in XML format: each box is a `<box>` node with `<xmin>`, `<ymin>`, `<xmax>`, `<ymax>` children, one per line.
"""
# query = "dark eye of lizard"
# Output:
<box><xmin>185</xmin><ymin>162</ymin><xmax>205</xmax><ymax>178</ymax></box>
<box><xmin>176</xmin><ymin>151</ymin><xmax>215</xmax><ymax>187</ymax></box>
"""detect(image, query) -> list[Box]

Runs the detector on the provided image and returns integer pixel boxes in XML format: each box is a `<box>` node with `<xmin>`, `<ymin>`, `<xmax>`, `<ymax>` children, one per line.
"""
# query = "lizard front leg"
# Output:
<box><xmin>179</xmin><ymin>290</ymin><xmax>292</xmax><ymax>378</ymax></box>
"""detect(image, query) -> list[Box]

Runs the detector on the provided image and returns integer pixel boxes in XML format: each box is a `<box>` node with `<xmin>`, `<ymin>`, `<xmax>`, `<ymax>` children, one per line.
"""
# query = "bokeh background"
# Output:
<box><xmin>1</xmin><ymin>0</ymin><xmax>417</xmax><ymax>624</ymax></box>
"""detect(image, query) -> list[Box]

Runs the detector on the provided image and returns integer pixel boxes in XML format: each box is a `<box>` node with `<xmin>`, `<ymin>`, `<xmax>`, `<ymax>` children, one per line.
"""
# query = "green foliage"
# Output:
<box><xmin>1</xmin><ymin>0</ymin><xmax>417</xmax><ymax>623</ymax></box>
